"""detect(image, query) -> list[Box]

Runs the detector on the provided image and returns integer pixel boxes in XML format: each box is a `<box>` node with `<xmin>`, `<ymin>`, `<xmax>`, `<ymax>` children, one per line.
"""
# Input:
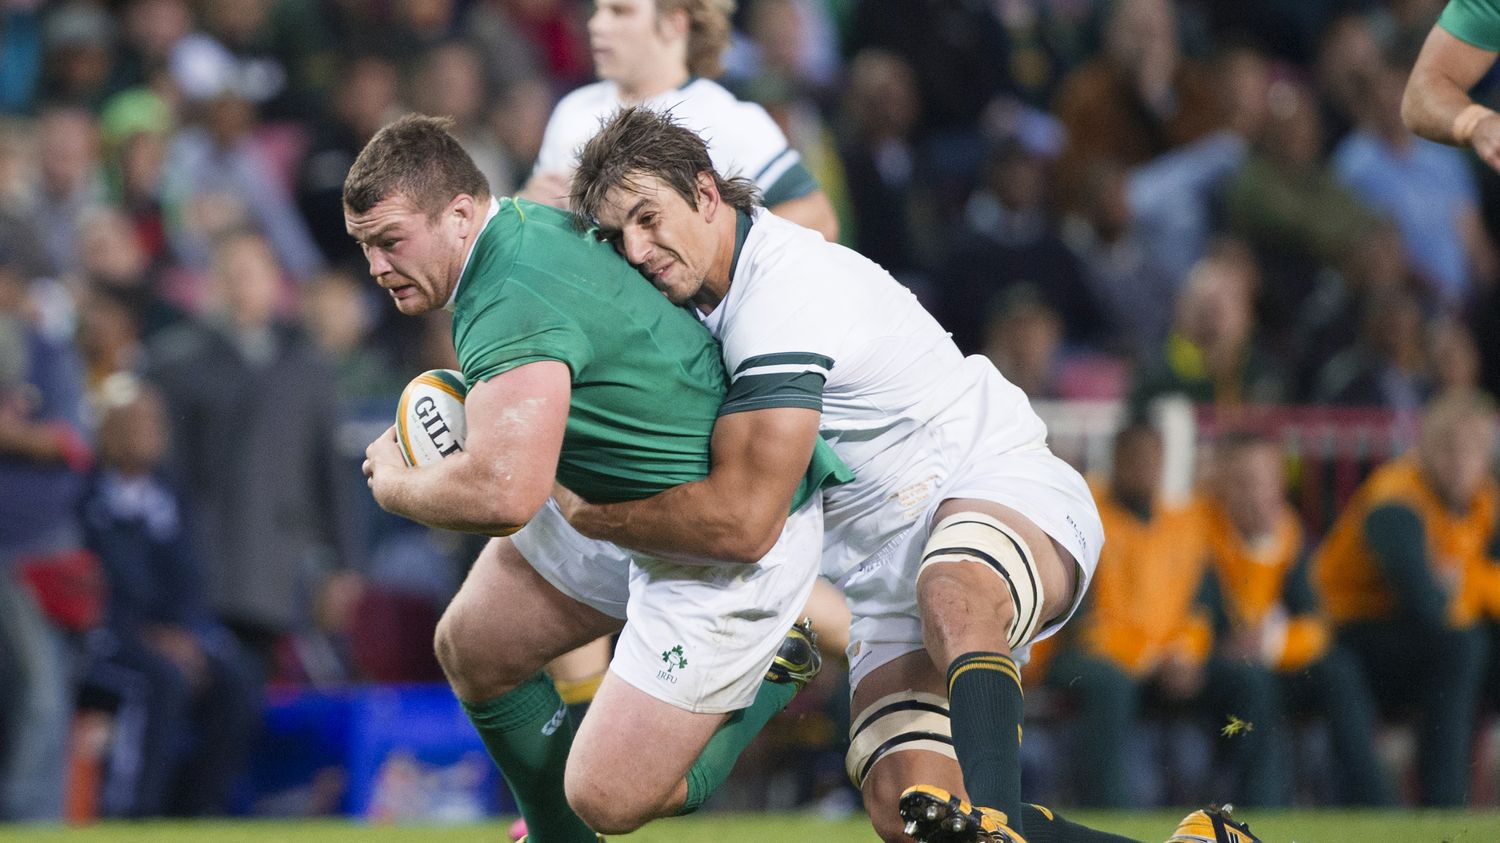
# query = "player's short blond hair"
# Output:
<box><xmin>657</xmin><ymin>0</ymin><xmax>734</xmax><ymax>79</ymax></box>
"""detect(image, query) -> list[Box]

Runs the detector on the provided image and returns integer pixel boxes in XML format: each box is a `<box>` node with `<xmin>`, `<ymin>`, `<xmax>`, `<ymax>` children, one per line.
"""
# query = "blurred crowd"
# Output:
<box><xmin>4</xmin><ymin>0</ymin><xmax>1500</xmax><ymax>822</ymax></box>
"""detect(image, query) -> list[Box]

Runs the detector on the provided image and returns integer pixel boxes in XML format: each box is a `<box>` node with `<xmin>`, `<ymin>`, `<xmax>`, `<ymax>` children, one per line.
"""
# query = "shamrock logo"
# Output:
<box><xmin>661</xmin><ymin>643</ymin><xmax>688</xmax><ymax>673</ymax></box>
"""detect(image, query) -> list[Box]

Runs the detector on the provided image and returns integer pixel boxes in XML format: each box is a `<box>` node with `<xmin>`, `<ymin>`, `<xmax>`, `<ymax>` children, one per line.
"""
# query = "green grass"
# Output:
<box><xmin>3</xmin><ymin>811</ymin><xmax>1499</xmax><ymax>843</ymax></box>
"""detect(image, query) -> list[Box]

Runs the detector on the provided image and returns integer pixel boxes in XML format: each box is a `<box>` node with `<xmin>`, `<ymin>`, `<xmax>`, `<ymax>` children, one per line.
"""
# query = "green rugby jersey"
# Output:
<box><xmin>451</xmin><ymin>198</ymin><xmax>848</xmax><ymax>506</ymax></box>
<box><xmin>1440</xmin><ymin>0</ymin><xmax>1500</xmax><ymax>50</ymax></box>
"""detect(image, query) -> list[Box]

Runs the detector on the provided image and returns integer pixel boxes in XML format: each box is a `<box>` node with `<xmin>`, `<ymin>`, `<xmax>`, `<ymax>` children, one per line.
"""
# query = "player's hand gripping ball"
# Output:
<box><xmin>396</xmin><ymin>369</ymin><xmax>468</xmax><ymax>466</ymax></box>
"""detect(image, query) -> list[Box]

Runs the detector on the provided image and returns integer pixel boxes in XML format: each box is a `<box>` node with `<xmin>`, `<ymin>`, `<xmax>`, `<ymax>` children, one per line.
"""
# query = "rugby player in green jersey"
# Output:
<box><xmin>345</xmin><ymin>114</ymin><xmax>847</xmax><ymax>841</ymax></box>
<box><xmin>1405</xmin><ymin>0</ymin><xmax>1500</xmax><ymax>171</ymax></box>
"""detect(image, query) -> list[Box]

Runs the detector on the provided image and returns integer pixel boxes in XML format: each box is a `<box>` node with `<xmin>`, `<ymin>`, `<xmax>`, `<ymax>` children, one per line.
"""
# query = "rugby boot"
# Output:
<box><xmin>898</xmin><ymin>784</ymin><xmax>1027</xmax><ymax>843</ymax></box>
<box><xmin>766</xmin><ymin>617</ymin><xmax>822</xmax><ymax>689</ymax></box>
<box><xmin>1166</xmin><ymin>804</ymin><xmax>1261</xmax><ymax>843</ymax></box>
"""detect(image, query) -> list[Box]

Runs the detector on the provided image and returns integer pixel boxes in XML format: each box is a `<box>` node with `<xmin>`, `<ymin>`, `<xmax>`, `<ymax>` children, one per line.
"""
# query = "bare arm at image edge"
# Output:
<box><xmin>1404</xmin><ymin>18</ymin><xmax>1500</xmax><ymax>169</ymax></box>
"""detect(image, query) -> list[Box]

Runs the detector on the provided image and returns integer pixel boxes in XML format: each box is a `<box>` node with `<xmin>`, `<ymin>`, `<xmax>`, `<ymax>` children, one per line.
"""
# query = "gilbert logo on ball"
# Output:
<box><xmin>396</xmin><ymin>369</ymin><xmax>468</xmax><ymax>467</ymax></box>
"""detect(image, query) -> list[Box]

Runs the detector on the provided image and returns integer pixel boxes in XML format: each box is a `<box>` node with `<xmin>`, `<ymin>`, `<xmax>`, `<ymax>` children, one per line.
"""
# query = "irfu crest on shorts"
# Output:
<box><xmin>661</xmin><ymin>643</ymin><xmax>688</xmax><ymax>672</ymax></box>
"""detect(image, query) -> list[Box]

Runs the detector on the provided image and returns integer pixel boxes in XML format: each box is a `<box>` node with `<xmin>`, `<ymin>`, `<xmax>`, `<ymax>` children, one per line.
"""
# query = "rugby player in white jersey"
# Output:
<box><xmin>517</xmin><ymin>0</ymin><xmax>838</xmax><ymax>242</ymax></box>
<box><xmin>559</xmin><ymin>108</ymin><xmax>1262</xmax><ymax>843</ymax></box>
<box><xmin>514</xmin><ymin>0</ymin><xmax>842</xmax><ymax>782</ymax></box>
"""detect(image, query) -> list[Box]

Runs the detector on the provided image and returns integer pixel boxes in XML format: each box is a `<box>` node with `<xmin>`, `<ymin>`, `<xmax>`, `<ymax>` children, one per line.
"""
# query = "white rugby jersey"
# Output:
<box><xmin>534</xmin><ymin>78</ymin><xmax>816</xmax><ymax>205</ymax></box>
<box><xmin>701</xmin><ymin>210</ymin><xmax>1051</xmax><ymax>578</ymax></box>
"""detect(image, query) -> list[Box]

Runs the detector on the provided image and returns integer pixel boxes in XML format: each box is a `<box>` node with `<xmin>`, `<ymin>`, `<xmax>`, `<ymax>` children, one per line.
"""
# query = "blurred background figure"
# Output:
<box><xmin>1200</xmin><ymin>432</ymin><xmax>1395</xmax><ymax>806</ymax></box>
<box><xmin>937</xmin><ymin>140</ymin><xmax>1105</xmax><ymax>356</ymax></box>
<box><xmin>1046</xmin><ymin>422</ymin><xmax>1283</xmax><ymax>808</ymax></box>
<box><xmin>1333</xmin><ymin>54</ymin><xmax>1496</xmax><ymax>313</ymax></box>
<box><xmin>1052</xmin><ymin>0</ymin><xmax>1222</xmax><ymax>213</ymax></box>
<box><xmin>1314</xmin><ymin>391</ymin><xmax>1497</xmax><ymax>806</ymax></box>
<box><xmin>0</xmin><ymin>256</ymin><xmax>91</xmax><ymax>822</ymax></box>
<box><xmin>78</xmin><ymin>378</ymin><xmax>259</xmax><ymax>816</ymax></box>
<box><xmin>1128</xmin><ymin>242</ymin><xmax>1283</xmax><ymax>418</ymax></box>
<box><xmin>145</xmin><ymin>228</ymin><xmax>358</xmax><ymax>683</ymax></box>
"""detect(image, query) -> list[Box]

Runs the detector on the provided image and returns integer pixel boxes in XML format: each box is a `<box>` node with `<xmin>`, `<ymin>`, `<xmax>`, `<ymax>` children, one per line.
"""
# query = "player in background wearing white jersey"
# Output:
<box><xmin>517</xmin><ymin>0</ymin><xmax>838</xmax><ymax>242</ymax></box>
<box><xmin>560</xmin><ymin>108</ymin><xmax>1262</xmax><ymax>843</ymax></box>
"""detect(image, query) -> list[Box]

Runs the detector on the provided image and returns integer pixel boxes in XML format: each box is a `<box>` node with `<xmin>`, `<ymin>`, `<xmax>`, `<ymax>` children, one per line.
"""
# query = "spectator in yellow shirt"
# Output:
<box><xmin>1201</xmin><ymin>432</ymin><xmax>1394</xmax><ymax>805</ymax></box>
<box><xmin>1046</xmin><ymin>423</ymin><xmax>1281</xmax><ymax>807</ymax></box>
<box><xmin>1314</xmin><ymin>390</ymin><xmax>1498</xmax><ymax>805</ymax></box>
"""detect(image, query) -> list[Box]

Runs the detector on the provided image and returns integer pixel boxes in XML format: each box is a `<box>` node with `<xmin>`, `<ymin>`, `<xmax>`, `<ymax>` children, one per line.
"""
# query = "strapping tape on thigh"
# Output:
<box><xmin>918</xmin><ymin>512</ymin><xmax>1044</xmax><ymax>651</ymax></box>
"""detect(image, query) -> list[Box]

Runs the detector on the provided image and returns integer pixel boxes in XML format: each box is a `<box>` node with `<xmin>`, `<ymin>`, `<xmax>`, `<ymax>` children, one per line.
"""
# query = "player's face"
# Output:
<box><xmin>1425</xmin><ymin>415</ymin><xmax>1498</xmax><ymax>509</ymax></box>
<box><xmin>345</xmin><ymin>193</ymin><xmax>469</xmax><ymax>316</ymax></box>
<box><xmin>589</xmin><ymin>0</ymin><xmax>674</xmax><ymax>86</ymax></box>
<box><xmin>1218</xmin><ymin>445</ymin><xmax>1284</xmax><ymax>538</ymax></box>
<box><xmin>594</xmin><ymin>173</ymin><xmax>718</xmax><ymax>309</ymax></box>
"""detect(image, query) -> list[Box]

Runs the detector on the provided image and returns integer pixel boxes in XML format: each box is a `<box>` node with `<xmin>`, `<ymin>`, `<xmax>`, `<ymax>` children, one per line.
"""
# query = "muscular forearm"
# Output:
<box><xmin>568</xmin><ymin>477</ymin><xmax>784</xmax><ymax>565</ymax></box>
<box><xmin>1404</xmin><ymin>62</ymin><xmax>1478</xmax><ymax>144</ymax></box>
<box><xmin>1404</xmin><ymin>27</ymin><xmax>1500</xmax><ymax>151</ymax></box>
<box><xmin>378</xmin><ymin>453</ymin><xmax>538</xmax><ymax>535</ymax></box>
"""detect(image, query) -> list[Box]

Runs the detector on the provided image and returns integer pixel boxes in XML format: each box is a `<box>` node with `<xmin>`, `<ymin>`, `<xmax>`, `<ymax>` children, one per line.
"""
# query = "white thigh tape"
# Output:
<box><xmin>918</xmin><ymin>512</ymin><xmax>1044</xmax><ymax>651</ymax></box>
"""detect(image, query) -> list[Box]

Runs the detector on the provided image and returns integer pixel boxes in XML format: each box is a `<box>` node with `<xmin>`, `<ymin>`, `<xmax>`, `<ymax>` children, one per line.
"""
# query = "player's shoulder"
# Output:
<box><xmin>735</xmin><ymin>213</ymin><xmax>848</xmax><ymax>302</ymax></box>
<box><xmin>552</xmin><ymin>80</ymin><xmax>616</xmax><ymax>116</ymax></box>
<box><xmin>671</xmin><ymin>79</ymin><xmax>776</xmax><ymax>126</ymax></box>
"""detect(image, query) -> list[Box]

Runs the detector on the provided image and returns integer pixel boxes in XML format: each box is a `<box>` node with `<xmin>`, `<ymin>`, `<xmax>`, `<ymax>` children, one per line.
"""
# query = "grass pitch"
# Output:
<box><xmin>2</xmin><ymin>811</ymin><xmax>1497</xmax><ymax>842</ymax></box>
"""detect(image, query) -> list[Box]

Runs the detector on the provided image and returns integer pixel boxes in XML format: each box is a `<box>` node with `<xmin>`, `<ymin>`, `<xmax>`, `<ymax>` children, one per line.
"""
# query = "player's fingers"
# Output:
<box><xmin>362</xmin><ymin>458</ymin><xmax>374</xmax><ymax>478</ymax></box>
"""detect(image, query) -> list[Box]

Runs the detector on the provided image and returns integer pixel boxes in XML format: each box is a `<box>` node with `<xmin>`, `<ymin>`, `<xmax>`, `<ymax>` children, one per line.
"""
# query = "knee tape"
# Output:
<box><xmin>918</xmin><ymin>512</ymin><xmax>1044</xmax><ymax>651</ymax></box>
<box><xmin>845</xmin><ymin>691</ymin><xmax>955</xmax><ymax>788</ymax></box>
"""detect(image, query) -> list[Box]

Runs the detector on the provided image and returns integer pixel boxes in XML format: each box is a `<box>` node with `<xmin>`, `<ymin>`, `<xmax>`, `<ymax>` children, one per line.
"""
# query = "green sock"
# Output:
<box><xmin>677</xmin><ymin>677</ymin><xmax>798</xmax><ymax>814</ymax></box>
<box><xmin>948</xmin><ymin>651</ymin><xmax>1024</xmax><ymax>828</ymax></box>
<box><xmin>1021</xmin><ymin>804</ymin><xmax>1144</xmax><ymax>843</ymax></box>
<box><xmin>461</xmin><ymin>673</ymin><xmax>596</xmax><ymax>842</ymax></box>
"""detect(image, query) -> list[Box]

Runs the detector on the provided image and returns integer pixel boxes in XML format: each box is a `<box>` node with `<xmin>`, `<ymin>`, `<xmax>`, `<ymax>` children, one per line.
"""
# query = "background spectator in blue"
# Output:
<box><xmin>0</xmin><ymin>255</ymin><xmax>91</xmax><ymax>822</ymax></box>
<box><xmin>79</xmin><ymin>378</ymin><xmax>258</xmax><ymax>816</ymax></box>
<box><xmin>1333</xmin><ymin>54</ymin><xmax>1498</xmax><ymax>313</ymax></box>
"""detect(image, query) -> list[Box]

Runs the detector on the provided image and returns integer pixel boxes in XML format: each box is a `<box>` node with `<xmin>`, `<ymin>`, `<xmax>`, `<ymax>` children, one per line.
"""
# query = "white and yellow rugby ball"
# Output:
<box><xmin>396</xmin><ymin>369</ymin><xmax>468</xmax><ymax>467</ymax></box>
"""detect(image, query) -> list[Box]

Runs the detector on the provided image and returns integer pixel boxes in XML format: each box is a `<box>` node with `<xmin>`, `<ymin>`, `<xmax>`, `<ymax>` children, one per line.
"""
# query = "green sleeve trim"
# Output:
<box><xmin>464</xmin><ymin>352</ymin><xmax>574</xmax><ymax>387</ymax></box>
<box><xmin>1439</xmin><ymin>0</ymin><xmax>1500</xmax><ymax>52</ymax></box>
<box><xmin>719</xmin><ymin>370</ymin><xmax>826</xmax><ymax>416</ymax></box>
<box><xmin>1363</xmin><ymin>503</ymin><xmax>1450</xmax><ymax>628</ymax></box>
<box><xmin>763</xmin><ymin>162</ymin><xmax>820</xmax><ymax>207</ymax></box>
<box><xmin>733</xmin><ymin>352</ymin><xmax>834</xmax><ymax>376</ymax></box>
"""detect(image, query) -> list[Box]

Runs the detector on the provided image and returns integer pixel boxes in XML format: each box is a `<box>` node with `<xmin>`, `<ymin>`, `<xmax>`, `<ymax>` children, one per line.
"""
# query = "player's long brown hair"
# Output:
<box><xmin>571</xmin><ymin>106</ymin><xmax>759</xmax><ymax>226</ymax></box>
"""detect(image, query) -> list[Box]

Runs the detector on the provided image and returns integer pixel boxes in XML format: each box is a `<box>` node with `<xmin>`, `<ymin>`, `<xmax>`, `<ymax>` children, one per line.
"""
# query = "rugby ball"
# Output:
<box><xmin>396</xmin><ymin>369</ymin><xmax>468</xmax><ymax>467</ymax></box>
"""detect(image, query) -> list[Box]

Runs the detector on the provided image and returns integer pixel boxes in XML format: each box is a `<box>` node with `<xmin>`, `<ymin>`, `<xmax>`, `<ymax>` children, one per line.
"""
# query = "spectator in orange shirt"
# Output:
<box><xmin>1314</xmin><ymin>390</ymin><xmax>1498</xmax><ymax>805</ymax></box>
<box><xmin>1046</xmin><ymin>423</ymin><xmax>1281</xmax><ymax>807</ymax></box>
<box><xmin>1201</xmin><ymin>432</ymin><xmax>1394</xmax><ymax>805</ymax></box>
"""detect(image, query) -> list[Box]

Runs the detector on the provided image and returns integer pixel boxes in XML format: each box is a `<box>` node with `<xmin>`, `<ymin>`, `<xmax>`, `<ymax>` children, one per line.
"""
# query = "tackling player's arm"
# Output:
<box><xmin>1404</xmin><ymin>23</ymin><xmax>1500</xmax><ymax>168</ymax></box>
<box><xmin>363</xmin><ymin>360</ymin><xmax>570</xmax><ymax>534</ymax></box>
<box><xmin>557</xmin><ymin>405</ymin><xmax>820</xmax><ymax>564</ymax></box>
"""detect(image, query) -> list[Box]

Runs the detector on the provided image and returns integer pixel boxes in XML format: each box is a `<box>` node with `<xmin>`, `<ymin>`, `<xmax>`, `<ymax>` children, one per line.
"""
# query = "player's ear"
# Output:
<box><xmin>697</xmin><ymin>171</ymin><xmax>720</xmax><ymax>221</ymax></box>
<box><xmin>449</xmin><ymin>193</ymin><xmax>479</xmax><ymax>233</ymax></box>
<box><xmin>661</xmin><ymin>7</ymin><xmax>689</xmax><ymax>41</ymax></box>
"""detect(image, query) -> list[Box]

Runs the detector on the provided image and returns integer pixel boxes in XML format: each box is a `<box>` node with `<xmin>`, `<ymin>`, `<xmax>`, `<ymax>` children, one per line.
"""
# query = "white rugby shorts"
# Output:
<box><xmin>834</xmin><ymin>449</ymin><xmax>1103</xmax><ymax>694</ymax></box>
<box><xmin>512</xmin><ymin>496</ymin><xmax>823</xmax><ymax>713</ymax></box>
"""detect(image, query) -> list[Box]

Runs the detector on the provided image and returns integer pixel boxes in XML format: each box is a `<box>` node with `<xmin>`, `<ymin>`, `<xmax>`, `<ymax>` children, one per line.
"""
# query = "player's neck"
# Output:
<box><xmin>616</xmin><ymin>65</ymin><xmax>691</xmax><ymax>104</ymax></box>
<box><xmin>693</xmin><ymin>212</ymin><xmax>739</xmax><ymax>315</ymax></box>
